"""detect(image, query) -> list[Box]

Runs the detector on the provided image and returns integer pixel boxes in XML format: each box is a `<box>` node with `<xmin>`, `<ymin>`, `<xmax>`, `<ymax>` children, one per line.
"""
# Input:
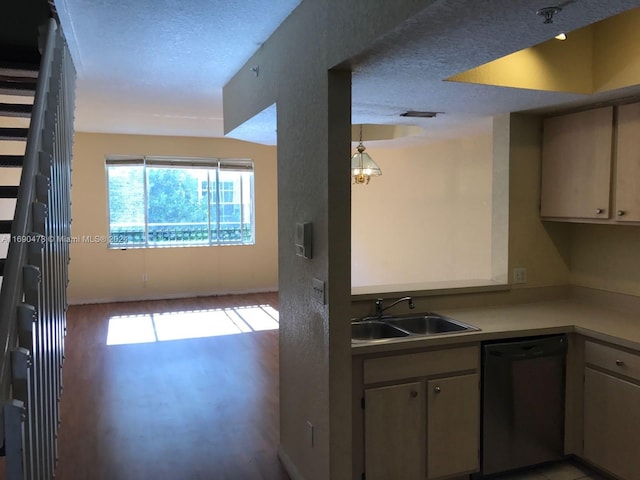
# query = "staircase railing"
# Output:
<box><xmin>0</xmin><ymin>17</ymin><xmax>75</xmax><ymax>480</ymax></box>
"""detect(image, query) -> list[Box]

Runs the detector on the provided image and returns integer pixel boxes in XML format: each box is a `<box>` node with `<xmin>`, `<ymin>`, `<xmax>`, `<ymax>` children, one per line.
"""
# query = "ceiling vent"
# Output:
<box><xmin>400</xmin><ymin>111</ymin><xmax>440</xmax><ymax>118</ymax></box>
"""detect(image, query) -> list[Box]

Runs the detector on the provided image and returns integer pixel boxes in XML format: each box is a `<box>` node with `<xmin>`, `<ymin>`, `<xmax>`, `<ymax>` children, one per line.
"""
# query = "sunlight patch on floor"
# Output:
<box><xmin>106</xmin><ymin>315</ymin><xmax>157</xmax><ymax>345</ymax></box>
<box><xmin>106</xmin><ymin>304</ymin><xmax>279</xmax><ymax>345</ymax></box>
<box><xmin>234</xmin><ymin>306</ymin><xmax>280</xmax><ymax>331</ymax></box>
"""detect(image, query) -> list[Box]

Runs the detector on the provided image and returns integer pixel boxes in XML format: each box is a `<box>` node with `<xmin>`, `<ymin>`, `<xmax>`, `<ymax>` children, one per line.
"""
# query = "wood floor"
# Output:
<box><xmin>53</xmin><ymin>292</ymin><xmax>290</xmax><ymax>480</ymax></box>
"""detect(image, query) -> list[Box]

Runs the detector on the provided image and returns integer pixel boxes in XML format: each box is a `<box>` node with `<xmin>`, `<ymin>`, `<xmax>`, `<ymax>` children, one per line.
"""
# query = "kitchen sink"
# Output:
<box><xmin>351</xmin><ymin>320</ymin><xmax>410</xmax><ymax>341</ymax></box>
<box><xmin>386</xmin><ymin>314</ymin><xmax>477</xmax><ymax>335</ymax></box>
<box><xmin>351</xmin><ymin>313</ymin><xmax>479</xmax><ymax>342</ymax></box>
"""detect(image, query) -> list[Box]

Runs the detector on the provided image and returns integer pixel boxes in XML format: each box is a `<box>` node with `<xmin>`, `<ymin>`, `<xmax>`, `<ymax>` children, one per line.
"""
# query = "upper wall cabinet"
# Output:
<box><xmin>540</xmin><ymin>107</ymin><xmax>613</xmax><ymax>221</ymax></box>
<box><xmin>541</xmin><ymin>103</ymin><xmax>640</xmax><ymax>224</ymax></box>
<box><xmin>613</xmin><ymin>103</ymin><xmax>640</xmax><ymax>222</ymax></box>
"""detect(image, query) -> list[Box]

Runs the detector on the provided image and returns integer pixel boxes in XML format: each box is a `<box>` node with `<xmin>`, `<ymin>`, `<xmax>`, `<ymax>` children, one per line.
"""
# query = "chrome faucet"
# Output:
<box><xmin>375</xmin><ymin>296</ymin><xmax>415</xmax><ymax>318</ymax></box>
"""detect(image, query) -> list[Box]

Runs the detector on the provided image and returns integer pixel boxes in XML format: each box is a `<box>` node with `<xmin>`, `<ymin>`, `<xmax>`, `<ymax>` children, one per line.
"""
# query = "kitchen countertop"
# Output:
<box><xmin>351</xmin><ymin>298</ymin><xmax>640</xmax><ymax>355</ymax></box>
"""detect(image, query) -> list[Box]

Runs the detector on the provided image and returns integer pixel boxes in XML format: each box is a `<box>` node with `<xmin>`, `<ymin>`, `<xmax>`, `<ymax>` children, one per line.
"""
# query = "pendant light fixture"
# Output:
<box><xmin>351</xmin><ymin>124</ymin><xmax>382</xmax><ymax>184</ymax></box>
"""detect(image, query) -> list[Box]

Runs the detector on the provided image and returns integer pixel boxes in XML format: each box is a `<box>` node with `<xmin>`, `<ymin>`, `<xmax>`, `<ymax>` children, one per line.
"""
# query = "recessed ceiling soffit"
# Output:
<box><xmin>448</xmin><ymin>8</ymin><xmax>640</xmax><ymax>96</ymax></box>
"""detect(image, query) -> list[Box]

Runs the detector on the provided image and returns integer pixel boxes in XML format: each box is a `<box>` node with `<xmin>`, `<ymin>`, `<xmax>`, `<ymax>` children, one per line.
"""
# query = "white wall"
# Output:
<box><xmin>69</xmin><ymin>132</ymin><xmax>278</xmax><ymax>304</ymax></box>
<box><xmin>351</xmin><ymin>134</ymin><xmax>493</xmax><ymax>290</ymax></box>
<box><xmin>505</xmin><ymin>113</ymin><xmax>570</xmax><ymax>289</ymax></box>
<box><xmin>570</xmin><ymin>223</ymin><xmax>640</xmax><ymax>296</ymax></box>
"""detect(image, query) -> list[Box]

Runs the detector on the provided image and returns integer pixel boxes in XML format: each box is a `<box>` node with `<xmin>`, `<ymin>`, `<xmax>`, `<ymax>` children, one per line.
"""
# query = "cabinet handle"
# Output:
<box><xmin>617</xmin><ymin>210</ymin><xmax>626</xmax><ymax>217</ymax></box>
<box><xmin>433</xmin><ymin>386</ymin><xmax>441</xmax><ymax>394</ymax></box>
<box><xmin>410</xmin><ymin>390</ymin><xmax>418</xmax><ymax>398</ymax></box>
<box><xmin>595</xmin><ymin>208</ymin><xmax>604</xmax><ymax>215</ymax></box>
<box><xmin>616</xmin><ymin>360</ymin><xmax>625</xmax><ymax>367</ymax></box>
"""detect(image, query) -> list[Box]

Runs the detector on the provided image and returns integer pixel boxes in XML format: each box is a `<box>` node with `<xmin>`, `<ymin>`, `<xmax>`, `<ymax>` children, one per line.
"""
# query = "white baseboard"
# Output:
<box><xmin>67</xmin><ymin>287</ymin><xmax>278</xmax><ymax>305</ymax></box>
<box><xmin>278</xmin><ymin>445</ymin><xmax>305</xmax><ymax>480</ymax></box>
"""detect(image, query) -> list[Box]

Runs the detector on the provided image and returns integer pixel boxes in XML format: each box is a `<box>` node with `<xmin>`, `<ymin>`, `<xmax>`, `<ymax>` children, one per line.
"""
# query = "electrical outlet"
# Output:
<box><xmin>312</xmin><ymin>278</ymin><xmax>325</xmax><ymax>304</ymax></box>
<box><xmin>307</xmin><ymin>420</ymin><xmax>314</xmax><ymax>447</ymax></box>
<box><xmin>513</xmin><ymin>267</ymin><xmax>527</xmax><ymax>284</ymax></box>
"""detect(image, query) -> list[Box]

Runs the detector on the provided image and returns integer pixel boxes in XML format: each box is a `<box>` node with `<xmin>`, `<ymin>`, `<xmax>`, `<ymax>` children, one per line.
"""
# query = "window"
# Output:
<box><xmin>106</xmin><ymin>156</ymin><xmax>254</xmax><ymax>248</ymax></box>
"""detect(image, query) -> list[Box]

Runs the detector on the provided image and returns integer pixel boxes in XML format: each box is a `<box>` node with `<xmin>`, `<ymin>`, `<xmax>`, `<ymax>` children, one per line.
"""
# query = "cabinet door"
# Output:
<box><xmin>427</xmin><ymin>374</ymin><xmax>479</xmax><ymax>480</ymax></box>
<box><xmin>540</xmin><ymin>107</ymin><xmax>613</xmax><ymax>219</ymax></box>
<box><xmin>365</xmin><ymin>381</ymin><xmax>424</xmax><ymax>480</ymax></box>
<box><xmin>614</xmin><ymin>103</ymin><xmax>640</xmax><ymax>222</ymax></box>
<box><xmin>584</xmin><ymin>368</ymin><xmax>640</xmax><ymax>480</ymax></box>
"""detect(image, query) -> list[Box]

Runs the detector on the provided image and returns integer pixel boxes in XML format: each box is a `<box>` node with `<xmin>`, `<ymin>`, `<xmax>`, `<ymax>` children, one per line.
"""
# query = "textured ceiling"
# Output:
<box><xmin>54</xmin><ymin>0</ymin><xmax>302</xmax><ymax>138</ymax></box>
<box><xmin>55</xmin><ymin>0</ymin><xmax>640</xmax><ymax>145</ymax></box>
<box><xmin>350</xmin><ymin>0</ymin><xmax>640</xmax><ymax>144</ymax></box>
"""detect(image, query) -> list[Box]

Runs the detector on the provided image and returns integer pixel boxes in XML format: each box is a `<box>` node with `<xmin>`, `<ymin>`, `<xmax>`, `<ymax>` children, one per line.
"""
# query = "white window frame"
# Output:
<box><xmin>105</xmin><ymin>156</ymin><xmax>255</xmax><ymax>248</ymax></box>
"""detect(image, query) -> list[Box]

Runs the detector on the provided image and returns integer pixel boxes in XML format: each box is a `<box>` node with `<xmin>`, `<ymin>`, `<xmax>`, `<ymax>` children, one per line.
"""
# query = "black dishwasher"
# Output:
<box><xmin>480</xmin><ymin>334</ymin><xmax>567</xmax><ymax>476</ymax></box>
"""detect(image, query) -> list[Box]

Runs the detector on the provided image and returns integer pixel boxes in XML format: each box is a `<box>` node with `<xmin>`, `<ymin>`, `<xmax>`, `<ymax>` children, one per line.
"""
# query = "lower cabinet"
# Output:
<box><xmin>583</xmin><ymin>341</ymin><xmax>640</xmax><ymax>480</ymax></box>
<box><xmin>364</xmin><ymin>382</ymin><xmax>424</xmax><ymax>480</ymax></box>
<box><xmin>356</xmin><ymin>345</ymin><xmax>480</xmax><ymax>480</ymax></box>
<box><xmin>427</xmin><ymin>374</ymin><xmax>479</xmax><ymax>479</ymax></box>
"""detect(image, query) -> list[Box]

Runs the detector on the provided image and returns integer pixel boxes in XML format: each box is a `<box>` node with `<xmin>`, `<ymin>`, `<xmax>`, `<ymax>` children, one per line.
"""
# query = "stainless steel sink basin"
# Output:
<box><xmin>386</xmin><ymin>314</ymin><xmax>478</xmax><ymax>335</ymax></box>
<box><xmin>351</xmin><ymin>320</ymin><xmax>410</xmax><ymax>341</ymax></box>
<box><xmin>351</xmin><ymin>312</ymin><xmax>479</xmax><ymax>342</ymax></box>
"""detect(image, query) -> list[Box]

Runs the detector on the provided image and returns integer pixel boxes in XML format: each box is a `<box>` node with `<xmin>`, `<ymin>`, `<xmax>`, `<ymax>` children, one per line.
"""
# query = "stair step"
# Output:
<box><xmin>0</xmin><ymin>220</ymin><xmax>12</xmax><ymax>234</ymax></box>
<box><xmin>0</xmin><ymin>103</ymin><xmax>32</xmax><ymax>118</ymax></box>
<box><xmin>0</xmin><ymin>62</ymin><xmax>39</xmax><ymax>79</ymax></box>
<box><xmin>0</xmin><ymin>80</ymin><xmax>36</xmax><ymax>96</ymax></box>
<box><xmin>0</xmin><ymin>127</ymin><xmax>29</xmax><ymax>141</ymax></box>
<box><xmin>0</xmin><ymin>186</ymin><xmax>19</xmax><ymax>198</ymax></box>
<box><xmin>0</xmin><ymin>155</ymin><xmax>23</xmax><ymax>168</ymax></box>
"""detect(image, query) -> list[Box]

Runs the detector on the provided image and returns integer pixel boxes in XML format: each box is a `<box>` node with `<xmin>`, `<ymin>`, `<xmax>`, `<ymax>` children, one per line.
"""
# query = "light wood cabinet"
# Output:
<box><xmin>614</xmin><ymin>103</ymin><xmax>640</xmax><ymax>222</ymax></box>
<box><xmin>583</xmin><ymin>341</ymin><xmax>640</xmax><ymax>480</ymax></box>
<box><xmin>540</xmin><ymin>103</ymin><xmax>640</xmax><ymax>224</ymax></box>
<box><xmin>540</xmin><ymin>107</ymin><xmax>613</xmax><ymax>220</ymax></box>
<box><xmin>427</xmin><ymin>374</ymin><xmax>479</xmax><ymax>480</ymax></box>
<box><xmin>354</xmin><ymin>345</ymin><xmax>480</xmax><ymax>480</ymax></box>
<box><xmin>364</xmin><ymin>382</ymin><xmax>424</xmax><ymax>480</ymax></box>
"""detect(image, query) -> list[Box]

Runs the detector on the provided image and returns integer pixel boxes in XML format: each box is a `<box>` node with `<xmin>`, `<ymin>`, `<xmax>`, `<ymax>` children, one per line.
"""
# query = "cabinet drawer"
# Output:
<box><xmin>363</xmin><ymin>345</ymin><xmax>479</xmax><ymax>385</ymax></box>
<box><xmin>585</xmin><ymin>341</ymin><xmax>640</xmax><ymax>382</ymax></box>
